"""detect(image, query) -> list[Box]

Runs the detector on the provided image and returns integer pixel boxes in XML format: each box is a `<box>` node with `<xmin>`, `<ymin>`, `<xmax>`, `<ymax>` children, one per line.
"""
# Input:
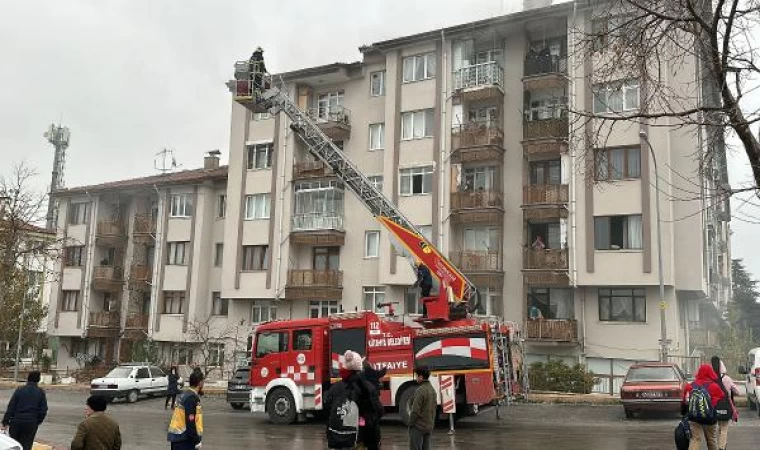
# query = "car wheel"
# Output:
<box><xmin>127</xmin><ymin>390</ymin><xmax>139</xmax><ymax>404</ymax></box>
<box><xmin>267</xmin><ymin>388</ymin><xmax>297</xmax><ymax>424</ymax></box>
<box><xmin>231</xmin><ymin>402</ymin><xmax>245</xmax><ymax>410</ymax></box>
<box><xmin>398</xmin><ymin>384</ymin><xmax>419</xmax><ymax>426</ymax></box>
<box><xmin>624</xmin><ymin>408</ymin><xmax>634</xmax><ymax>419</ymax></box>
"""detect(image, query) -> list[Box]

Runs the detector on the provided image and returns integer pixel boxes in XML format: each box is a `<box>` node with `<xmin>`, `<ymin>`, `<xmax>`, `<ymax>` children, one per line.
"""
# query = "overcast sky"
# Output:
<box><xmin>1</xmin><ymin>0</ymin><xmax>759</xmax><ymax>278</ymax></box>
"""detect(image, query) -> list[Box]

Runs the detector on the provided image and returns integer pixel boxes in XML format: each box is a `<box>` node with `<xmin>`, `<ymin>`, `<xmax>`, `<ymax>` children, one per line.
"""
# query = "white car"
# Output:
<box><xmin>739</xmin><ymin>347</ymin><xmax>760</xmax><ymax>417</ymax></box>
<box><xmin>0</xmin><ymin>432</ymin><xmax>22</xmax><ymax>450</ymax></box>
<box><xmin>90</xmin><ymin>363</ymin><xmax>169</xmax><ymax>403</ymax></box>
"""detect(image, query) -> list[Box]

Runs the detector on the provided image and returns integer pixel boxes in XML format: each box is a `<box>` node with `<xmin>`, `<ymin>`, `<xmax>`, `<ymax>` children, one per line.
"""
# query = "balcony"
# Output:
<box><xmin>450</xmin><ymin>121</ymin><xmax>505</xmax><ymax>164</ymax></box>
<box><xmin>285</xmin><ymin>269</ymin><xmax>343</xmax><ymax>300</ymax></box>
<box><xmin>123</xmin><ymin>313</ymin><xmax>150</xmax><ymax>340</ymax></box>
<box><xmin>306</xmin><ymin>105</ymin><xmax>351</xmax><ymax>141</ymax></box>
<box><xmin>88</xmin><ymin>311</ymin><xmax>121</xmax><ymax>338</ymax></box>
<box><xmin>96</xmin><ymin>220</ymin><xmax>126</xmax><ymax>247</ymax></box>
<box><xmin>522</xmin><ymin>117</ymin><xmax>569</xmax><ymax>158</ymax></box>
<box><xmin>522</xmin><ymin>185</ymin><xmax>569</xmax><ymax>221</ymax></box>
<box><xmin>523</xmin><ymin>249</ymin><xmax>569</xmax><ymax>286</ymax></box>
<box><xmin>453</xmin><ymin>62</ymin><xmax>504</xmax><ymax>102</ymax></box>
<box><xmin>525</xmin><ymin>319</ymin><xmax>578</xmax><ymax>342</ymax></box>
<box><xmin>133</xmin><ymin>214</ymin><xmax>157</xmax><ymax>244</ymax></box>
<box><xmin>92</xmin><ymin>266</ymin><xmax>124</xmax><ymax>292</ymax></box>
<box><xmin>690</xmin><ymin>328</ymin><xmax>719</xmax><ymax>349</ymax></box>
<box><xmin>290</xmin><ymin>213</ymin><xmax>345</xmax><ymax>246</ymax></box>
<box><xmin>450</xmin><ymin>190</ymin><xmax>504</xmax><ymax>224</ymax></box>
<box><xmin>129</xmin><ymin>265</ymin><xmax>152</xmax><ymax>289</ymax></box>
<box><xmin>450</xmin><ymin>251</ymin><xmax>503</xmax><ymax>290</ymax></box>
<box><xmin>523</xmin><ymin>55</ymin><xmax>568</xmax><ymax>91</ymax></box>
<box><xmin>293</xmin><ymin>160</ymin><xmax>334</xmax><ymax>181</ymax></box>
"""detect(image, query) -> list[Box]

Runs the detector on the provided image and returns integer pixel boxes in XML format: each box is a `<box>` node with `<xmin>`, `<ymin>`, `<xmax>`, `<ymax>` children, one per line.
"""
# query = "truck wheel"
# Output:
<box><xmin>267</xmin><ymin>388</ymin><xmax>297</xmax><ymax>424</ymax></box>
<box><xmin>230</xmin><ymin>402</ymin><xmax>245</xmax><ymax>410</ymax></box>
<box><xmin>127</xmin><ymin>390</ymin><xmax>139</xmax><ymax>404</ymax></box>
<box><xmin>398</xmin><ymin>385</ymin><xmax>418</xmax><ymax>425</ymax></box>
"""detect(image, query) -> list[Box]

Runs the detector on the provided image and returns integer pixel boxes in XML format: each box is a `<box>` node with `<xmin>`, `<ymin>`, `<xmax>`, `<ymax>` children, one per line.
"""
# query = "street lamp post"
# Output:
<box><xmin>639</xmin><ymin>131</ymin><xmax>669</xmax><ymax>362</ymax></box>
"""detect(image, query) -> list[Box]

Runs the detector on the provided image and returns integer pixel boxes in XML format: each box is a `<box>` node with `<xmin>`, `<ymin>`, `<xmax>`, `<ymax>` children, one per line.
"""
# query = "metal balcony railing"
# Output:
<box><xmin>96</xmin><ymin>220</ymin><xmax>125</xmax><ymax>238</ymax></box>
<box><xmin>451</xmin><ymin>190</ymin><xmax>503</xmax><ymax>210</ymax></box>
<box><xmin>523</xmin><ymin>185</ymin><xmax>569</xmax><ymax>205</ymax></box>
<box><xmin>292</xmin><ymin>213</ymin><xmax>344</xmax><ymax>232</ymax></box>
<box><xmin>523</xmin><ymin>116</ymin><xmax>569</xmax><ymax>140</ymax></box>
<box><xmin>133</xmin><ymin>214</ymin><xmax>157</xmax><ymax>236</ymax></box>
<box><xmin>525</xmin><ymin>319</ymin><xmax>578</xmax><ymax>341</ymax></box>
<box><xmin>451</xmin><ymin>120</ymin><xmax>504</xmax><ymax>148</ymax></box>
<box><xmin>125</xmin><ymin>313</ymin><xmax>150</xmax><ymax>330</ymax></box>
<box><xmin>524</xmin><ymin>54</ymin><xmax>568</xmax><ymax>78</ymax></box>
<box><xmin>293</xmin><ymin>160</ymin><xmax>334</xmax><ymax>179</ymax></box>
<box><xmin>287</xmin><ymin>269</ymin><xmax>343</xmax><ymax>287</ymax></box>
<box><xmin>454</xmin><ymin>62</ymin><xmax>504</xmax><ymax>90</ymax></box>
<box><xmin>89</xmin><ymin>311</ymin><xmax>120</xmax><ymax>328</ymax></box>
<box><xmin>524</xmin><ymin>248</ymin><xmax>568</xmax><ymax>270</ymax></box>
<box><xmin>306</xmin><ymin>105</ymin><xmax>351</xmax><ymax>126</ymax></box>
<box><xmin>130</xmin><ymin>265</ymin><xmax>152</xmax><ymax>283</ymax></box>
<box><xmin>93</xmin><ymin>266</ymin><xmax>124</xmax><ymax>283</ymax></box>
<box><xmin>450</xmin><ymin>251</ymin><xmax>502</xmax><ymax>272</ymax></box>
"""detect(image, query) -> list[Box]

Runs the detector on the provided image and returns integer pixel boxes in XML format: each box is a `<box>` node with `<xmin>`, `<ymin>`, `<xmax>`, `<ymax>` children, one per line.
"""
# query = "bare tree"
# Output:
<box><xmin>185</xmin><ymin>315</ymin><xmax>235</xmax><ymax>378</ymax></box>
<box><xmin>572</xmin><ymin>0</ymin><xmax>760</xmax><ymax>194</ymax></box>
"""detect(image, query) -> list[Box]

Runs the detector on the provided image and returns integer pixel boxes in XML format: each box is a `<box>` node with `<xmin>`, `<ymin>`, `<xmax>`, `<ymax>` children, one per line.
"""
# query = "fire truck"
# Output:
<box><xmin>227</xmin><ymin>56</ymin><xmax>522</xmax><ymax>424</ymax></box>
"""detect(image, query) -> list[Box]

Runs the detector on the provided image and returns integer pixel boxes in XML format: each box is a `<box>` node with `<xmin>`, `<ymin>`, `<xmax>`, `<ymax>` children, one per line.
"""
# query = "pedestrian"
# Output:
<box><xmin>324</xmin><ymin>351</ymin><xmax>383</xmax><ymax>450</ymax></box>
<box><xmin>681</xmin><ymin>363</ymin><xmax>725</xmax><ymax>450</ymax></box>
<box><xmin>528</xmin><ymin>302</ymin><xmax>543</xmax><ymax>320</ymax></box>
<box><xmin>408</xmin><ymin>365</ymin><xmax>436</xmax><ymax>450</ymax></box>
<box><xmin>531</xmin><ymin>235</ymin><xmax>546</xmax><ymax>251</ymax></box>
<box><xmin>711</xmin><ymin>356</ymin><xmax>739</xmax><ymax>450</ymax></box>
<box><xmin>413</xmin><ymin>261</ymin><xmax>434</xmax><ymax>318</ymax></box>
<box><xmin>249</xmin><ymin>46</ymin><xmax>267</xmax><ymax>95</ymax></box>
<box><xmin>362</xmin><ymin>358</ymin><xmax>387</xmax><ymax>391</ymax></box>
<box><xmin>166</xmin><ymin>366</ymin><xmax>181</xmax><ymax>410</ymax></box>
<box><xmin>1</xmin><ymin>370</ymin><xmax>48</xmax><ymax>450</ymax></box>
<box><xmin>70</xmin><ymin>395</ymin><xmax>122</xmax><ymax>450</ymax></box>
<box><xmin>167</xmin><ymin>370</ymin><xmax>204</xmax><ymax>450</ymax></box>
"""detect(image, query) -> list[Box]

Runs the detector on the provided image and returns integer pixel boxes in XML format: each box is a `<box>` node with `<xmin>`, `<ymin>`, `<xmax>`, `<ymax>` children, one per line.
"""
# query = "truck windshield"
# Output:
<box><xmin>255</xmin><ymin>331</ymin><xmax>288</xmax><ymax>358</ymax></box>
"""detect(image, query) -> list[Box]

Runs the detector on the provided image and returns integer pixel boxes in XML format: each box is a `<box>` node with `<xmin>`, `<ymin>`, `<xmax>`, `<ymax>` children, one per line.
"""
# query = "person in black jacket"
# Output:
<box><xmin>362</xmin><ymin>358</ymin><xmax>387</xmax><ymax>391</ymax></box>
<box><xmin>1</xmin><ymin>371</ymin><xmax>48</xmax><ymax>450</ymax></box>
<box><xmin>166</xmin><ymin>366</ymin><xmax>180</xmax><ymax>410</ymax></box>
<box><xmin>414</xmin><ymin>261</ymin><xmax>434</xmax><ymax>317</ymax></box>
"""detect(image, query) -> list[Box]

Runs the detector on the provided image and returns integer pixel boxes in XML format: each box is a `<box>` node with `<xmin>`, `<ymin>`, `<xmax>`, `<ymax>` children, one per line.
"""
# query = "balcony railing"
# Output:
<box><xmin>523</xmin><ymin>116</ymin><xmax>569</xmax><ymax>141</ymax></box>
<box><xmin>454</xmin><ymin>62</ymin><xmax>504</xmax><ymax>90</ymax></box>
<box><xmin>89</xmin><ymin>311</ymin><xmax>120</xmax><ymax>328</ymax></box>
<box><xmin>524</xmin><ymin>54</ymin><xmax>568</xmax><ymax>78</ymax></box>
<box><xmin>97</xmin><ymin>220</ymin><xmax>125</xmax><ymax>238</ymax></box>
<box><xmin>690</xmin><ymin>327</ymin><xmax>720</xmax><ymax>348</ymax></box>
<box><xmin>130</xmin><ymin>265</ymin><xmax>152</xmax><ymax>283</ymax></box>
<box><xmin>133</xmin><ymin>214</ymin><xmax>157</xmax><ymax>236</ymax></box>
<box><xmin>93</xmin><ymin>266</ymin><xmax>124</xmax><ymax>283</ymax></box>
<box><xmin>287</xmin><ymin>269</ymin><xmax>343</xmax><ymax>287</ymax></box>
<box><xmin>523</xmin><ymin>184</ymin><xmax>569</xmax><ymax>205</ymax></box>
<box><xmin>292</xmin><ymin>213</ymin><xmax>344</xmax><ymax>232</ymax></box>
<box><xmin>451</xmin><ymin>190</ymin><xmax>503</xmax><ymax>210</ymax></box>
<box><xmin>293</xmin><ymin>161</ymin><xmax>334</xmax><ymax>180</ymax></box>
<box><xmin>524</xmin><ymin>248</ymin><xmax>568</xmax><ymax>270</ymax></box>
<box><xmin>125</xmin><ymin>313</ymin><xmax>150</xmax><ymax>330</ymax></box>
<box><xmin>306</xmin><ymin>105</ymin><xmax>351</xmax><ymax>126</ymax></box>
<box><xmin>525</xmin><ymin>319</ymin><xmax>578</xmax><ymax>341</ymax></box>
<box><xmin>451</xmin><ymin>120</ymin><xmax>504</xmax><ymax>149</ymax></box>
<box><xmin>451</xmin><ymin>251</ymin><xmax>502</xmax><ymax>272</ymax></box>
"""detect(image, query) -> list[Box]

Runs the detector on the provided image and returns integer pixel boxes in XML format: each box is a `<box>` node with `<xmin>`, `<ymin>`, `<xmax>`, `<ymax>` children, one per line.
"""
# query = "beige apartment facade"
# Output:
<box><xmin>48</xmin><ymin>0</ymin><xmax>731</xmax><ymax>382</ymax></box>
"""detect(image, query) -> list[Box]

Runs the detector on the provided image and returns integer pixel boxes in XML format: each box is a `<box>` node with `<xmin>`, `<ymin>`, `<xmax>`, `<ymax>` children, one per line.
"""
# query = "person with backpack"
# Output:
<box><xmin>681</xmin><ymin>363</ymin><xmax>725</xmax><ymax>450</ymax></box>
<box><xmin>324</xmin><ymin>350</ymin><xmax>383</xmax><ymax>450</ymax></box>
<box><xmin>711</xmin><ymin>356</ymin><xmax>739</xmax><ymax>450</ymax></box>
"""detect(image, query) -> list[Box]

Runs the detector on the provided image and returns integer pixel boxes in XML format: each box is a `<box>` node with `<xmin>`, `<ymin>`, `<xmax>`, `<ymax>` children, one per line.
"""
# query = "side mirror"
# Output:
<box><xmin>738</xmin><ymin>366</ymin><xmax>748</xmax><ymax>375</ymax></box>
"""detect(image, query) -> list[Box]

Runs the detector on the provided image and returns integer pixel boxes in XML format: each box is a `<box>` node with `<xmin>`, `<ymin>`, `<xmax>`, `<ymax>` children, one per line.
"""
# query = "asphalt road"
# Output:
<box><xmin>2</xmin><ymin>388</ymin><xmax>760</xmax><ymax>449</ymax></box>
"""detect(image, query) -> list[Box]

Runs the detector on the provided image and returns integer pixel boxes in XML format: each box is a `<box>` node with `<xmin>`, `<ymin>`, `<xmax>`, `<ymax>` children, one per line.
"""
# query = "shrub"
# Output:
<box><xmin>529</xmin><ymin>359</ymin><xmax>597</xmax><ymax>394</ymax></box>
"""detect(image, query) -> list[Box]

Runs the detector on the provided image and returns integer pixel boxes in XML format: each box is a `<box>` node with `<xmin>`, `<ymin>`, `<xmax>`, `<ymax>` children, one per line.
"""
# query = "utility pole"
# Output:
<box><xmin>13</xmin><ymin>268</ymin><xmax>28</xmax><ymax>382</ymax></box>
<box><xmin>43</xmin><ymin>124</ymin><xmax>71</xmax><ymax>230</ymax></box>
<box><xmin>640</xmin><ymin>131</ymin><xmax>669</xmax><ymax>362</ymax></box>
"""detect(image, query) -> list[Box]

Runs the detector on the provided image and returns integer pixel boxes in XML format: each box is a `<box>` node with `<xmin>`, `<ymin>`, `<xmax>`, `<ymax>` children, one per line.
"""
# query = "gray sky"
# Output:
<box><xmin>1</xmin><ymin>0</ymin><xmax>758</xmax><ymax>278</ymax></box>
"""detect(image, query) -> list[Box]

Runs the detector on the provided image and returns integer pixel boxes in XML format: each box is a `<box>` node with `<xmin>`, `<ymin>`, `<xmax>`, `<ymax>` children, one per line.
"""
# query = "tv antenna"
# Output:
<box><xmin>154</xmin><ymin>148</ymin><xmax>181</xmax><ymax>174</ymax></box>
<box><xmin>43</xmin><ymin>123</ymin><xmax>71</xmax><ymax>230</ymax></box>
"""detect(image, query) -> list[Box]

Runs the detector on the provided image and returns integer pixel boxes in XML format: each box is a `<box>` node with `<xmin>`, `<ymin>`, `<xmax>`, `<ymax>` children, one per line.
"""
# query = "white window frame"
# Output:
<box><xmin>253</xmin><ymin>112</ymin><xmax>271</xmax><ymax>121</ymax></box>
<box><xmin>247</xmin><ymin>143</ymin><xmax>274</xmax><ymax>170</ymax></box>
<box><xmin>251</xmin><ymin>301</ymin><xmax>277</xmax><ymax>324</ymax></box>
<box><xmin>309</xmin><ymin>300</ymin><xmax>339</xmax><ymax>318</ymax></box>
<box><xmin>244</xmin><ymin>194</ymin><xmax>271</xmax><ymax>220</ymax></box>
<box><xmin>364</xmin><ymin>231</ymin><xmax>380</xmax><ymax>258</ymax></box>
<box><xmin>405</xmin><ymin>288</ymin><xmax>422</xmax><ymax>315</ymax></box>
<box><xmin>208</xmin><ymin>343</ymin><xmax>225</xmax><ymax>367</ymax></box>
<box><xmin>370</xmin><ymin>70</ymin><xmax>386</xmax><ymax>96</ymax></box>
<box><xmin>400</xmin><ymin>165</ymin><xmax>434</xmax><ymax>196</ymax></box>
<box><xmin>402</xmin><ymin>53</ymin><xmax>436</xmax><ymax>83</ymax></box>
<box><xmin>62</xmin><ymin>290</ymin><xmax>79</xmax><ymax>311</ymax></box>
<box><xmin>401</xmin><ymin>109</ymin><xmax>435</xmax><ymax>140</ymax></box>
<box><xmin>69</xmin><ymin>203</ymin><xmax>89</xmax><ymax>225</ymax></box>
<box><xmin>163</xmin><ymin>291</ymin><xmax>186</xmax><ymax>314</ymax></box>
<box><xmin>369</xmin><ymin>123</ymin><xmax>385</xmax><ymax>150</ymax></box>
<box><xmin>368</xmin><ymin>175</ymin><xmax>383</xmax><ymax>191</ymax></box>
<box><xmin>166</xmin><ymin>241</ymin><xmax>188</xmax><ymax>265</ymax></box>
<box><xmin>317</xmin><ymin>92</ymin><xmax>344</xmax><ymax>121</ymax></box>
<box><xmin>169</xmin><ymin>194</ymin><xmax>192</xmax><ymax>218</ymax></box>
<box><xmin>363</xmin><ymin>286</ymin><xmax>386</xmax><ymax>312</ymax></box>
<box><xmin>217</xmin><ymin>194</ymin><xmax>226</xmax><ymax>218</ymax></box>
<box><xmin>593</xmin><ymin>79</ymin><xmax>640</xmax><ymax>114</ymax></box>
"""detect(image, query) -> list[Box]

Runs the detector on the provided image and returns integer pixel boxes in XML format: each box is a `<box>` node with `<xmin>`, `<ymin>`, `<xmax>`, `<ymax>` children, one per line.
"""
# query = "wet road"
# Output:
<box><xmin>2</xmin><ymin>388</ymin><xmax>758</xmax><ymax>449</ymax></box>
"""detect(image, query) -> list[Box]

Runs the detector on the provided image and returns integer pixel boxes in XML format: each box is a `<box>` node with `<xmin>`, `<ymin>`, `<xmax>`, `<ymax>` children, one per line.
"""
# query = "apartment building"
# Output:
<box><xmin>48</xmin><ymin>0</ymin><xmax>731</xmax><ymax>379</ymax></box>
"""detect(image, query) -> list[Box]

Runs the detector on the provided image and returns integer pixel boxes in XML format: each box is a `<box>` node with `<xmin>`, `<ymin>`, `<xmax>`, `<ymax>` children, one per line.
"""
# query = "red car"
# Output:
<box><xmin>620</xmin><ymin>362</ymin><xmax>688</xmax><ymax>418</ymax></box>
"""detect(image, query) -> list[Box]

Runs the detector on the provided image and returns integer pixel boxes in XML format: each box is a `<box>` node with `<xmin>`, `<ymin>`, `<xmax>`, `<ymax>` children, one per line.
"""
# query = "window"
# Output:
<box><xmin>251</xmin><ymin>301</ymin><xmax>277</xmax><ymax>323</ymax></box>
<box><xmin>529</xmin><ymin>160</ymin><xmax>561</xmax><ymax>185</ymax></box>
<box><xmin>242</xmin><ymin>245</ymin><xmax>269</xmax><ymax>271</ymax></box>
<box><xmin>170</xmin><ymin>194</ymin><xmax>193</xmax><ymax>218</ymax></box>
<box><xmin>211</xmin><ymin>292</ymin><xmax>228</xmax><ymax>316</ymax></box>
<box><xmin>368</xmin><ymin>175</ymin><xmax>383</xmax><ymax>191</ymax></box>
<box><xmin>293</xmin><ymin>180</ymin><xmax>344</xmax><ymax>228</ymax></box>
<box><xmin>528</xmin><ymin>223</ymin><xmax>562</xmax><ymax>250</ymax></box>
<box><xmin>363</xmin><ymin>286</ymin><xmax>386</xmax><ymax>312</ymax></box>
<box><xmin>255</xmin><ymin>331</ymin><xmax>289</xmax><ymax>358</ymax></box>
<box><xmin>136</xmin><ymin>368</ymin><xmax>150</xmax><ymax>379</ymax></box>
<box><xmin>365</xmin><ymin>231</ymin><xmax>380</xmax><ymax>258</ymax></box>
<box><xmin>163</xmin><ymin>291</ymin><xmax>186</xmax><ymax>314</ymax></box>
<box><xmin>599</xmin><ymin>288</ymin><xmax>646</xmax><ymax>322</ymax></box>
<box><xmin>64</xmin><ymin>246</ymin><xmax>84</xmax><ymax>266</ymax></box>
<box><xmin>62</xmin><ymin>290</ymin><xmax>79</xmax><ymax>311</ymax></box>
<box><xmin>528</xmin><ymin>288</ymin><xmax>574</xmax><ymax>319</ymax></box>
<box><xmin>247</xmin><ymin>143</ymin><xmax>274</xmax><ymax>170</ymax></box>
<box><xmin>403</xmin><ymin>53</ymin><xmax>436</xmax><ymax>82</ymax></box>
<box><xmin>166</xmin><ymin>241</ymin><xmax>189</xmax><ymax>265</ymax></box>
<box><xmin>309</xmin><ymin>300</ymin><xmax>339</xmax><ymax>318</ymax></box>
<box><xmin>293</xmin><ymin>329</ymin><xmax>313</xmax><ymax>351</ymax></box>
<box><xmin>244</xmin><ymin>194</ymin><xmax>270</xmax><ymax>219</ymax></box>
<box><xmin>317</xmin><ymin>92</ymin><xmax>344</xmax><ymax>121</ymax></box>
<box><xmin>369</xmin><ymin>123</ymin><xmax>385</xmax><ymax>150</ymax></box>
<box><xmin>592</xmin><ymin>16</ymin><xmax>634</xmax><ymax>52</ymax></box>
<box><xmin>461</xmin><ymin>166</ymin><xmax>497</xmax><ymax>191</ymax></box>
<box><xmin>595</xmin><ymin>147</ymin><xmax>641</xmax><ymax>180</ymax></box>
<box><xmin>172</xmin><ymin>346</ymin><xmax>193</xmax><ymax>365</ymax></box>
<box><xmin>217</xmin><ymin>194</ymin><xmax>227</xmax><ymax>218</ymax></box>
<box><xmin>593</xmin><ymin>80</ymin><xmax>640</xmax><ymax>113</ymax></box>
<box><xmin>69</xmin><ymin>203</ymin><xmax>89</xmax><ymax>225</ymax></box>
<box><xmin>313</xmin><ymin>246</ymin><xmax>340</xmax><ymax>270</ymax></box>
<box><xmin>418</xmin><ymin>225</ymin><xmax>433</xmax><ymax>242</ymax></box>
<box><xmin>149</xmin><ymin>366</ymin><xmax>165</xmax><ymax>378</ymax></box>
<box><xmin>405</xmin><ymin>288</ymin><xmax>422</xmax><ymax>315</ymax></box>
<box><xmin>525</xmin><ymin>96</ymin><xmax>566</xmax><ymax>121</ymax></box>
<box><xmin>253</xmin><ymin>112</ymin><xmax>271</xmax><ymax>120</ymax></box>
<box><xmin>370</xmin><ymin>70</ymin><xmax>386</xmax><ymax>96</ymax></box>
<box><xmin>594</xmin><ymin>215</ymin><xmax>643</xmax><ymax>250</ymax></box>
<box><xmin>464</xmin><ymin>227</ymin><xmax>500</xmax><ymax>252</ymax></box>
<box><xmin>209</xmin><ymin>344</ymin><xmax>225</xmax><ymax>366</ymax></box>
<box><xmin>400</xmin><ymin>166</ymin><xmax>433</xmax><ymax>196</ymax></box>
<box><xmin>214</xmin><ymin>243</ymin><xmax>224</xmax><ymax>267</ymax></box>
<box><xmin>401</xmin><ymin>109</ymin><xmax>435</xmax><ymax>140</ymax></box>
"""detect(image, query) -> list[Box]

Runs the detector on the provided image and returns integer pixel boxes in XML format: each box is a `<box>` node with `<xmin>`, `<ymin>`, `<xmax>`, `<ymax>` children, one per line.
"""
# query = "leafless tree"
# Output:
<box><xmin>185</xmin><ymin>315</ymin><xmax>236</xmax><ymax>378</ymax></box>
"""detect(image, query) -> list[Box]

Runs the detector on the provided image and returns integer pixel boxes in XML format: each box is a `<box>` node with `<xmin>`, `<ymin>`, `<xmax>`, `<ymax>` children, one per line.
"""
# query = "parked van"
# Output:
<box><xmin>738</xmin><ymin>347</ymin><xmax>760</xmax><ymax>416</ymax></box>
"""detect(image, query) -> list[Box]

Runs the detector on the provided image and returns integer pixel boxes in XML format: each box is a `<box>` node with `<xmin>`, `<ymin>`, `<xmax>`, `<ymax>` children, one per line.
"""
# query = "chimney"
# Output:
<box><xmin>523</xmin><ymin>0</ymin><xmax>552</xmax><ymax>10</ymax></box>
<box><xmin>204</xmin><ymin>150</ymin><xmax>221</xmax><ymax>170</ymax></box>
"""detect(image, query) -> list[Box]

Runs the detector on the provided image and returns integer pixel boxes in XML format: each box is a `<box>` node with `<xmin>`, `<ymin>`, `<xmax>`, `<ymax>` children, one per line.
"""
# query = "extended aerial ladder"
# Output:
<box><xmin>229</xmin><ymin>59</ymin><xmax>479</xmax><ymax>318</ymax></box>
